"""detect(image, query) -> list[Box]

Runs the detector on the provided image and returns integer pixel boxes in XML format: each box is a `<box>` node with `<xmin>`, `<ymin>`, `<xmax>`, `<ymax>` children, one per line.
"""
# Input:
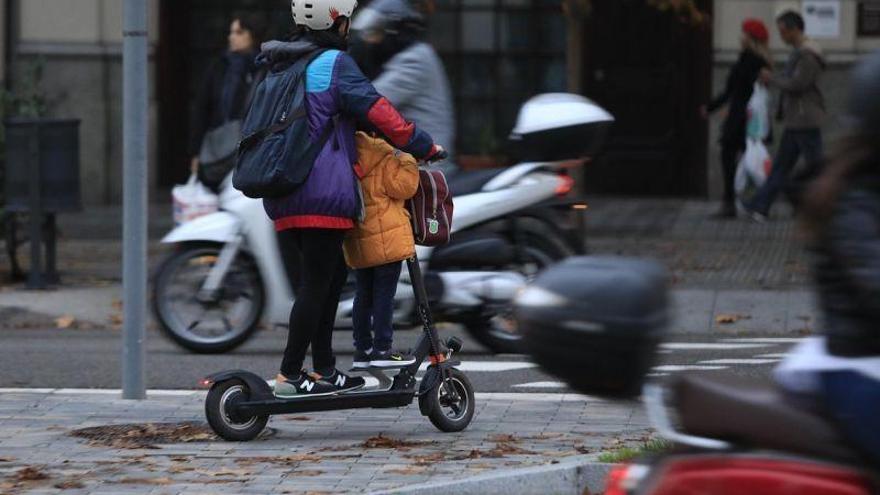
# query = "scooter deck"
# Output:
<box><xmin>237</xmin><ymin>388</ymin><xmax>415</xmax><ymax>416</ymax></box>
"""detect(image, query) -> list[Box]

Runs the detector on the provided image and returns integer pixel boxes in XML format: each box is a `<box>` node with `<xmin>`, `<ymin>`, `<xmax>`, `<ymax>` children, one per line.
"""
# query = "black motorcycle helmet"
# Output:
<box><xmin>847</xmin><ymin>50</ymin><xmax>880</xmax><ymax>135</ymax></box>
<box><xmin>350</xmin><ymin>0</ymin><xmax>427</xmax><ymax>79</ymax></box>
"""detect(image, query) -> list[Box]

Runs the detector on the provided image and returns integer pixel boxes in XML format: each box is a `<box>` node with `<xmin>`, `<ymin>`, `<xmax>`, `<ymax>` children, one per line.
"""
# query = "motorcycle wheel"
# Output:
<box><xmin>464</xmin><ymin>220</ymin><xmax>574</xmax><ymax>354</ymax></box>
<box><xmin>152</xmin><ymin>243</ymin><xmax>265</xmax><ymax>354</ymax></box>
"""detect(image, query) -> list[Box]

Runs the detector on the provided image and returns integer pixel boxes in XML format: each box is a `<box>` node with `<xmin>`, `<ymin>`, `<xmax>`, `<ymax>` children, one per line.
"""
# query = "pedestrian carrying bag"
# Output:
<box><xmin>408</xmin><ymin>168</ymin><xmax>453</xmax><ymax>246</ymax></box>
<box><xmin>172</xmin><ymin>173</ymin><xmax>219</xmax><ymax>225</ymax></box>
<box><xmin>233</xmin><ymin>49</ymin><xmax>331</xmax><ymax>199</ymax></box>
<box><xmin>734</xmin><ymin>138</ymin><xmax>772</xmax><ymax>204</ymax></box>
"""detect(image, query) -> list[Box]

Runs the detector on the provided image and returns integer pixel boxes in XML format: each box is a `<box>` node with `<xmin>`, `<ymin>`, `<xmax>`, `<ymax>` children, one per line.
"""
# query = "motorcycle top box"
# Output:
<box><xmin>508</xmin><ymin>93</ymin><xmax>614</xmax><ymax>163</ymax></box>
<box><xmin>515</xmin><ymin>256</ymin><xmax>669</xmax><ymax>398</ymax></box>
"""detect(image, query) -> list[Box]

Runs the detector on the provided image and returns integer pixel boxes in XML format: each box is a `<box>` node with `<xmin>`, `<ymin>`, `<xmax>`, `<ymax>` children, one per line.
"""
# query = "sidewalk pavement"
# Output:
<box><xmin>0</xmin><ymin>390</ymin><xmax>646</xmax><ymax>494</ymax></box>
<box><xmin>0</xmin><ymin>198</ymin><xmax>818</xmax><ymax>335</ymax></box>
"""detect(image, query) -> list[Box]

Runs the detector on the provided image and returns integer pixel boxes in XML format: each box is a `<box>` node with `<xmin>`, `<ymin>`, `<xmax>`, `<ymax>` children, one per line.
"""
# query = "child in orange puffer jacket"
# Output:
<box><xmin>345</xmin><ymin>131</ymin><xmax>420</xmax><ymax>370</ymax></box>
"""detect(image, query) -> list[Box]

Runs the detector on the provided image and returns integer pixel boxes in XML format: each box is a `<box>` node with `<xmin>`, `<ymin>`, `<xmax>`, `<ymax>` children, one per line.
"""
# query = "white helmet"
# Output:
<box><xmin>291</xmin><ymin>0</ymin><xmax>358</xmax><ymax>31</ymax></box>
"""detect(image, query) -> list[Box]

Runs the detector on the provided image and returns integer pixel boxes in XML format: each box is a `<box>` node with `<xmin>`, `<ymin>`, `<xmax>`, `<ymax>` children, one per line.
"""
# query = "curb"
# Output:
<box><xmin>369</xmin><ymin>457</ymin><xmax>614</xmax><ymax>495</ymax></box>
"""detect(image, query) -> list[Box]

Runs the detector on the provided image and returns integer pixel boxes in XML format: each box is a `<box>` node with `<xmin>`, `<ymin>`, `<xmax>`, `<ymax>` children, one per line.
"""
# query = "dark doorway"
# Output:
<box><xmin>157</xmin><ymin>0</ymin><xmax>290</xmax><ymax>188</ymax></box>
<box><xmin>580</xmin><ymin>0</ymin><xmax>713</xmax><ymax>197</ymax></box>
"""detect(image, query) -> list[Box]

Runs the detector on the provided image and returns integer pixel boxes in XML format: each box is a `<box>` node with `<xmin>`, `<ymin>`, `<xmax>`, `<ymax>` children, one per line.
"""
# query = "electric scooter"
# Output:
<box><xmin>202</xmin><ymin>253</ymin><xmax>475</xmax><ymax>441</ymax></box>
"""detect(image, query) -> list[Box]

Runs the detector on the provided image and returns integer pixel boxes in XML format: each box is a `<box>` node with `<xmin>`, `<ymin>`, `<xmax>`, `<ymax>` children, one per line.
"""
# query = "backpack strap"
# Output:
<box><xmin>238</xmin><ymin>49</ymin><xmax>332</xmax><ymax>153</ymax></box>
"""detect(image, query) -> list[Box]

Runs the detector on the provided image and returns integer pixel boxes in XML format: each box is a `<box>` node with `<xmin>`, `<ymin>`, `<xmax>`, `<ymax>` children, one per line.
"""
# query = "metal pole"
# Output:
<box><xmin>122</xmin><ymin>0</ymin><xmax>148</xmax><ymax>400</ymax></box>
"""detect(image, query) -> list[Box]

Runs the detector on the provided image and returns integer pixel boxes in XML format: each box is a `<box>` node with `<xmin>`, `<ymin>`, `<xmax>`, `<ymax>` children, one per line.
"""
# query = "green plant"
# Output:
<box><xmin>597</xmin><ymin>438</ymin><xmax>673</xmax><ymax>464</ymax></box>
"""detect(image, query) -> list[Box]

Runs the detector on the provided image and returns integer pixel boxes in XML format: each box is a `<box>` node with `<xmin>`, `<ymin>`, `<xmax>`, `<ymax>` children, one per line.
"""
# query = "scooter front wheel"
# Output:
<box><xmin>419</xmin><ymin>368</ymin><xmax>476</xmax><ymax>433</ymax></box>
<box><xmin>205</xmin><ymin>379</ymin><xmax>269</xmax><ymax>442</ymax></box>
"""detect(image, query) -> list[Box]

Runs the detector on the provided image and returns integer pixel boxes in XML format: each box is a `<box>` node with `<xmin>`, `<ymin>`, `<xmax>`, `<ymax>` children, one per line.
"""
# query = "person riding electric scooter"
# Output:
<box><xmin>256</xmin><ymin>0</ymin><xmax>445</xmax><ymax>399</ymax></box>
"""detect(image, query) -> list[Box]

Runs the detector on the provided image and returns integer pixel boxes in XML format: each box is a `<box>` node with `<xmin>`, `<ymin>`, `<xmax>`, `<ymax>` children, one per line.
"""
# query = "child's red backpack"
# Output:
<box><xmin>408</xmin><ymin>168</ymin><xmax>453</xmax><ymax>246</ymax></box>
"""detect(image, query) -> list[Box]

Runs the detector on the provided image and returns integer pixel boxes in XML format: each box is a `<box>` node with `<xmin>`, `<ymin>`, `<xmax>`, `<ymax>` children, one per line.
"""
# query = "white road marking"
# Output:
<box><xmin>646</xmin><ymin>373</ymin><xmax>670</xmax><ymax>377</ymax></box>
<box><xmin>652</xmin><ymin>365</ymin><xmax>728</xmax><ymax>372</ymax></box>
<box><xmin>721</xmin><ymin>338</ymin><xmax>805</xmax><ymax>344</ymax></box>
<box><xmin>512</xmin><ymin>381</ymin><xmax>567</xmax><ymax>389</ymax></box>
<box><xmin>419</xmin><ymin>361</ymin><xmax>538</xmax><ymax>372</ymax></box>
<box><xmin>661</xmin><ymin>343</ymin><xmax>769</xmax><ymax>350</ymax></box>
<box><xmin>699</xmin><ymin>359</ymin><xmax>780</xmax><ymax>365</ymax></box>
<box><xmin>755</xmin><ymin>353</ymin><xmax>788</xmax><ymax>359</ymax></box>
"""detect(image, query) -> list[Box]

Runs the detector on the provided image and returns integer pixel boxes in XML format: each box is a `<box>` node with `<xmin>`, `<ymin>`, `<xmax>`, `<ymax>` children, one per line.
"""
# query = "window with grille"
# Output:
<box><xmin>428</xmin><ymin>0</ymin><xmax>567</xmax><ymax>155</ymax></box>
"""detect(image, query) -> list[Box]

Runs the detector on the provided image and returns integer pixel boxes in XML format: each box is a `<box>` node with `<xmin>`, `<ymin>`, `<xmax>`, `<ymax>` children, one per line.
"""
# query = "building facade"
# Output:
<box><xmin>0</xmin><ymin>0</ymin><xmax>878</xmax><ymax>205</ymax></box>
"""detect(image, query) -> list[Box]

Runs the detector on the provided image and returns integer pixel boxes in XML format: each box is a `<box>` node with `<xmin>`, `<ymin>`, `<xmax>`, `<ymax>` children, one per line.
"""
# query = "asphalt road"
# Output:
<box><xmin>0</xmin><ymin>323</ymin><xmax>802</xmax><ymax>391</ymax></box>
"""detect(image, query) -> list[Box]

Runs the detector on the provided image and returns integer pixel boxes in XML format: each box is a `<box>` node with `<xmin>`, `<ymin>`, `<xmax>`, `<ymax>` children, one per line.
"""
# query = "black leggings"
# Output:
<box><xmin>278</xmin><ymin>228</ymin><xmax>348</xmax><ymax>377</ymax></box>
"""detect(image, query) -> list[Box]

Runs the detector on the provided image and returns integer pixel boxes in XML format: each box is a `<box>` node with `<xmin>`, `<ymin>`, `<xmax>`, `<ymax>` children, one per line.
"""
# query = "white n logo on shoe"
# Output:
<box><xmin>301</xmin><ymin>380</ymin><xmax>315</xmax><ymax>392</ymax></box>
<box><xmin>335</xmin><ymin>375</ymin><xmax>346</xmax><ymax>387</ymax></box>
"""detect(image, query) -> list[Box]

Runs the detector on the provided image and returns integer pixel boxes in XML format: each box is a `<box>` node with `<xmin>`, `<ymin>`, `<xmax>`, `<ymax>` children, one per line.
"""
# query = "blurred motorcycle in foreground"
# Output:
<box><xmin>515</xmin><ymin>257</ymin><xmax>880</xmax><ymax>494</ymax></box>
<box><xmin>152</xmin><ymin>93</ymin><xmax>613</xmax><ymax>354</ymax></box>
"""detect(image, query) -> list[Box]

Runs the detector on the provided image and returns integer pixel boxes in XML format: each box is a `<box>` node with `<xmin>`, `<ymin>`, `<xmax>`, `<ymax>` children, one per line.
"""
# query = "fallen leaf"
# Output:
<box><xmin>112</xmin><ymin>299</ymin><xmax>123</xmax><ymax>311</ymax></box>
<box><xmin>204</xmin><ymin>468</ymin><xmax>253</xmax><ymax>477</ymax></box>
<box><xmin>715</xmin><ymin>313</ymin><xmax>750</xmax><ymax>325</ymax></box>
<box><xmin>405</xmin><ymin>452</ymin><xmax>446</xmax><ymax>466</ymax></box>
<box><xmin>54</xmin><ymin>480</ymin><xmax>85</xmax><ymax>489</ymax></box>
<box><xmin>0</xmin><ymin>456</ymin><xmax>15</xmax><ymax>462</ymax></box>
<box><xmin>361</xmin><ymin>434</ymin><xmax>429</xmax><ymax>450</ymax></box>
<box><xmin>288</xmin><ymin>470</ymin><xmax>324</xmax><ymax>477</ymax></box>
<box><xmin>12</xmin><ymin>466</ymin><xmax>50</xmax><ymax>482</ymax></box>
<box><xmin>55</xmin><ymin>315</ymin><xmax>76</xmax><ymax>329</ymax></box>
<box><xmin>386</xmin><ymin>466</ymin><xmax>428</xmax><ymax>475</ymax></box>
<box><xmin>286</xmin><ymin>416</ymin><xmax>312</xmax><ymax>421</ymax></box>
<box><xmin>112</xmin><ymin>477</ymin><xmax>174</xmax><ymax>485</ymax></box>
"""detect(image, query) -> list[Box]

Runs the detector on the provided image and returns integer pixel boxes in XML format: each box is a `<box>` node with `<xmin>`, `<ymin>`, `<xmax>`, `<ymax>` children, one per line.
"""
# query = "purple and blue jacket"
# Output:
<box><xmin>257</xmin><ymin>41</ymin><xmax>437</xmax><ymax>231</ymax></box>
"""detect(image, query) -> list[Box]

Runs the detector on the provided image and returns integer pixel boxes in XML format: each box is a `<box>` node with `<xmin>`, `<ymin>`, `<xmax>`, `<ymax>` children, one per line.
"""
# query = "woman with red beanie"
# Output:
<box><xmin>702</xmin><ymin>18</ymin><xmax>772</xmax><ymax>218</ymax></box>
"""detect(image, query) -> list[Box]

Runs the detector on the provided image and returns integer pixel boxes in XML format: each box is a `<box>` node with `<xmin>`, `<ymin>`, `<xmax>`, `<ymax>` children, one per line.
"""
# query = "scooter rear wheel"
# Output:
<box><xmin>420</xmin><ymin>368</ymin><xmax>476</xmax><ymax>433</ymax></box>
<box><xmin>205</xmin><ymin>379</ymin><xmax>268</xmax><ymax>442</ymax></box>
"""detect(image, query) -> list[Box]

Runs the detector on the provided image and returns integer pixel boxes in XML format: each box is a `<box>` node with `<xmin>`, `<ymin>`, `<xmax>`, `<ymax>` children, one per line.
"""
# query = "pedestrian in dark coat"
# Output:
<box><xmin>702</xmin><ymin>18</ymin><xmax>772</xmax><ymax>218</ymax></box>
<box><xmin>189</xmin><ymin>13</ymin><xmax>268</xmax><ymax>175</ymax></box>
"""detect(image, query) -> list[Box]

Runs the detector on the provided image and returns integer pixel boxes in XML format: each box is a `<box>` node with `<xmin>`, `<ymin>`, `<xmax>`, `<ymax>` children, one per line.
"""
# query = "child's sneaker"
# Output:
<box><xmin>274</xmin><ymin>372</ymin><xmax>337</xmax><ymax>399</ymax></box>
<box><xmin>316</xmin><ymin>369</ymin><xmax>366</xmax><ymax>393</ymax></box>
<box><xmin>352</xmin><ymin>350</ymin><xmax>372</xmax><ymax>370</ymax></box>
<box><xmin>369</xmin><ymin>350</ymin><xmax>416</xmax><ymax>368</ymax></box>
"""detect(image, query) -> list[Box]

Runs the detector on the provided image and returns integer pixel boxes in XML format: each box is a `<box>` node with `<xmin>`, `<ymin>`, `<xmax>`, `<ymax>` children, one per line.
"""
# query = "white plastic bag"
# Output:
<box><xmin>172</xmin><ymin>174</ymin><xmax>219</xmax><ymax>225</ymax></box>
<box><xmin>734</xmin><ymin>139</ymin><xmax>772</xmax><ymax>203</ymax></box>
<box><xmin>745</xmin><ymin>82</ymin><xmax>770</xmax><ymax>141</ymax></box>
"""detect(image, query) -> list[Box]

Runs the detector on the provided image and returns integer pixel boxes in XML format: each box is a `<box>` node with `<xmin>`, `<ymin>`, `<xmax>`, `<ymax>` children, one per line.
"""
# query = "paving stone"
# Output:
<box><xmin>0</xmin><ymin>391</ymin><xmax>650</xmax><ymax>493</ymax></box>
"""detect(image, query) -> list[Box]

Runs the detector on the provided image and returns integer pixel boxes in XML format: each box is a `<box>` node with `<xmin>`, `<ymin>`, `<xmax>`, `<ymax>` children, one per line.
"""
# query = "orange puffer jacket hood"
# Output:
<box><xmin>344</xmin><ymin>132</ymin><xmax>420</xmax><ymax>269</ymax></box>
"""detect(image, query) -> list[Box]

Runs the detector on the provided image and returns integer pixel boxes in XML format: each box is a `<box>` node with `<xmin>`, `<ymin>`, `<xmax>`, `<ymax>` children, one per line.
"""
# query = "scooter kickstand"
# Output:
<box><xmin>366</xmin><ymin>368</ymin><xmax>393</xmax><ymax>389</ymax></box>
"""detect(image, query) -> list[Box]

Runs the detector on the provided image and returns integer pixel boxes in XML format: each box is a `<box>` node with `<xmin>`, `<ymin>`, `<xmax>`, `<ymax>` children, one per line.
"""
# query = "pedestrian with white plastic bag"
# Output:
<box><xmin>172</xmin><ymin>174</ymin><xmax>219</xmax><ymax>225</ymax></box>
<box><xmin>734</xmin><ymin>82</ymin><xmax>773</xmax><ymax>205</ymax></box>
<box><xmin>701</xmin><ymin>18</ymin><xmax>772</xmax><ymax>218</ymax></box>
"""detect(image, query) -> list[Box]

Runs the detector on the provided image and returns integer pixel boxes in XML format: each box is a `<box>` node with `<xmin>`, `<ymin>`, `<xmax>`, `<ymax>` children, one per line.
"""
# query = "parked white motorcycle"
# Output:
<box><xmin>152</xmin><ymin>94</ymin><xmax>613</xmax><ymax>354</ymax></box>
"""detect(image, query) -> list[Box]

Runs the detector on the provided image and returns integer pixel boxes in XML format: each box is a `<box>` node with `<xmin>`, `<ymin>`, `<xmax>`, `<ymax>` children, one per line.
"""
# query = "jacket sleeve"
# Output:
<box><xmin>383</xmin><ymin>151</ymin><xmax>420</xmax><ymax>201</ymax></box>
<box><xmin>770</xmin><ymin>52</ymin><xmax>821</xmax><ymax>93</ymax></box>
<box><xmin>333</xmin><ymin>53</ymin><xmax>435</xmax><ymax>159</ymax></box>
<box><xmin>826</xmin><ymin>197</ymin><xmax>880</xmax><ymax>314</ymax></box>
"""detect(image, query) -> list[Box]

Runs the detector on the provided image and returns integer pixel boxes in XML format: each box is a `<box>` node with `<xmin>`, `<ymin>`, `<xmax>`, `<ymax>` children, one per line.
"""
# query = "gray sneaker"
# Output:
<box><xmin>274</xmin><ymin>372</ymin><xmax>337</xmax><ymax>399</ymax></box>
